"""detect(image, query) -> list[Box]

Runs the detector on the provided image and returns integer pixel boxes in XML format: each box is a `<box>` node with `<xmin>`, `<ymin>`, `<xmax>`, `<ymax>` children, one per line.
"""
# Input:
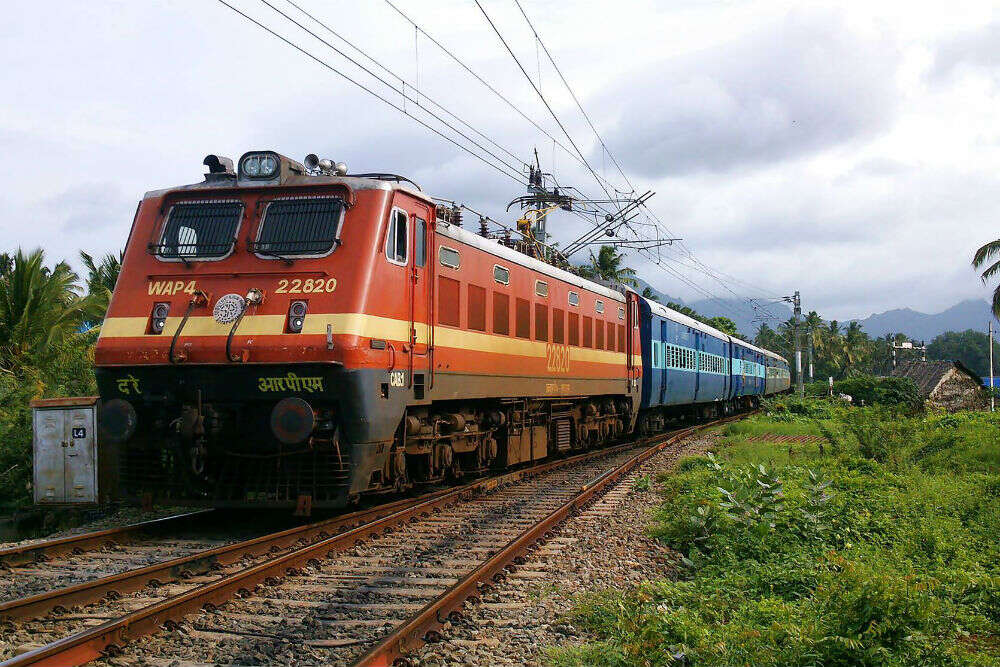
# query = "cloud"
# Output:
<box><xmin>593</xmin><ymin>10</ymin><xmax>900</xmax><ymax>177</ymax></box>
<box><xmin>930</xmin><ymin>22</ymin><xmax>1000</xmax><ymax>81</ymax></box>
<box><xmin>42</xmin><ymin>182</ymin><xmax>132</xmax><ymax>233</ymax></box>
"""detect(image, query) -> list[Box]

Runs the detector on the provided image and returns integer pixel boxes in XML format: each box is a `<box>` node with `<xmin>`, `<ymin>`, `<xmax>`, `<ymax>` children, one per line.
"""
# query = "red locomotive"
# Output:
<box><xmin>95</xmin><ymin>151</ymin><xmax>642</xmax><ymax>508</ymax></box>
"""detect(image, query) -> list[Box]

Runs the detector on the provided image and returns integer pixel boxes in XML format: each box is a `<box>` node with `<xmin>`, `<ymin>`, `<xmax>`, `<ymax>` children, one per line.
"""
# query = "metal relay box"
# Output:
<box><xmin>31</xmin><ymin>397</ymin><xmax>104</xmax><ymax>505</ymax></box>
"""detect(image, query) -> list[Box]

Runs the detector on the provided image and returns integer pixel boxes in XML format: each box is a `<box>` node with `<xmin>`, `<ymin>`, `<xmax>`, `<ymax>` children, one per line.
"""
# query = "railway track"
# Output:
<box><xmin>0</xmin><ymin>415</ymin><xmax>743</xmax><ymax>667</ymax></box>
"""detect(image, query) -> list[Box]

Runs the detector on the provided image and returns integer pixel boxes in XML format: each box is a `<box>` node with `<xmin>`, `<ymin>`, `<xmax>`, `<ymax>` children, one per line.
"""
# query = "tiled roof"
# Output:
<box><xmin>889</xmin><ymin>360</ymin><xmax>980</xmax><ymax>397</ymax></box>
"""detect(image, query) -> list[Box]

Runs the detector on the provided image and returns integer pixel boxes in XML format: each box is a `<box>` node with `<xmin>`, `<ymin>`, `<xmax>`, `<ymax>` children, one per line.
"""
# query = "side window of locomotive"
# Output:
<box><xmin>414</xmin><ymin>217</ymin><xmax>427</xmax><ymax>267</ymax></box>
<box><xmin>493</xmin><ymin>265</ymin><xmax>510</xmax><ymax>285</ymax></box>
<box><xmin>154</xmin><ymin>200</ymin><xmax>243</xmax><ymax>260</ymax></box>
<box><xmin>385</xmin><ymin>208</ymin><xmax>408</xmax><ymax>265</ymax></box>
<box><xmin>254</xmin><ymin>197</ymin><xmax>345</xmax><ymax>258</ymax></box>
<box><xmin>439</xmin><ymin>246</ymin><xmax>460</xmax><ymax>269</ymax></box>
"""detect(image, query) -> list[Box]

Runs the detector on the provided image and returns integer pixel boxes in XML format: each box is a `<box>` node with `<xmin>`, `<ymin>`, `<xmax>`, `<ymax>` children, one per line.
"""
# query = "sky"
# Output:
<box><xmin>2</xmin><ymin>0</ymin><xmax>999</xmax><ymax>323</ymax></box>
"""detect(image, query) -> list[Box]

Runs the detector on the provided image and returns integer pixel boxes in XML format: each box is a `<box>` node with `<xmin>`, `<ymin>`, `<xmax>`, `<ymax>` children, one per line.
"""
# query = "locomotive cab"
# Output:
<box><xmin>95</xmin><ymin>151</ymin><xmax>437</xmax><ymax>507</ymax></box>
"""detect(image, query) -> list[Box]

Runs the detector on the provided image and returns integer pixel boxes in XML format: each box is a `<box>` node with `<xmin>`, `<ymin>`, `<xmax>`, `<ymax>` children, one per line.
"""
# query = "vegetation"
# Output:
<box><xmin>973</xmin><ymin>239</ymin><xmax>1000</xmax><ymax>318</ymax></box>
<box><xmin>579</xmin><ymin>245</ymin><xmax>638</xmax><ymax>287</ymax></box>
<box><xmin>550</xmin><ymin>400</ymin><xmax>1000</xmax><ymax>667</ymax></box>
<box><xmin>0</xmin><ymin>248</ymin><xmax>117</xmax><ymax>508</ymax></box>
<box><xmin>927</xmin><ymin>330</ymin><xmax>1000</xmax><ymax>378</ymax></box>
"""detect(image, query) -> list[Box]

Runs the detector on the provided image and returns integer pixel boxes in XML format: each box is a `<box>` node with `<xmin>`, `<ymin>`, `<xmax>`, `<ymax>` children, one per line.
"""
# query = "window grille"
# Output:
<box><xmin>153</xmin><ymin>201</ymin><xmax>242</xmax><ymax>259</ymax></box>
<box><xmin>253</xmin><ymin>198</ymin><xmax>344</xmax><ymax>257</ymax></box>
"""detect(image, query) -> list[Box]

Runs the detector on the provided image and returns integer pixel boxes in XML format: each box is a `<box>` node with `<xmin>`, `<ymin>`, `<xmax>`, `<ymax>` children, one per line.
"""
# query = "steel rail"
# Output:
<box><xmin>0</xmin><ymin>510</ymin><xmax>214</xmax><ymax>570</ymax></box>
<box><xmin>0</xmin><ymin>489</ymin><xmax>456</xmax><ymax>622</ymax></box>
<box><xmin>352</xmin><ymin>414</ymin><xmax>747</xmax><ymax>667</ymax></box>
<box><xmin>0</xmin><ymin>426</ymin><xmax>686</xmax><ymax>667</ymax></box>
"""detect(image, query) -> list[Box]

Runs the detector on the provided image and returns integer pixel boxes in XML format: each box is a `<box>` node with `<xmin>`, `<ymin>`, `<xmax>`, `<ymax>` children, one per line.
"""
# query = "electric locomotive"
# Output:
<box><xmin>95</xmin><ymin>151</ymin><xmax>643</xmax><ymax>509</ymax></box>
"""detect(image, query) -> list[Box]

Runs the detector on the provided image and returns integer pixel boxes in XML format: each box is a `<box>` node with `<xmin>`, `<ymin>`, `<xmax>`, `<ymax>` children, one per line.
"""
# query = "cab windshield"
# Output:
<box><xmin>251</xmin><ymin>197</ymin><xmax>345</xmax><ymax>258</ymax></box>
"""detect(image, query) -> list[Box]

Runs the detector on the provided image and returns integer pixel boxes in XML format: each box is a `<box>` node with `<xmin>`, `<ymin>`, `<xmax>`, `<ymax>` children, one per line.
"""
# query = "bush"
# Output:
<box><xmin>553</xmin><ymin>403</ymin><xmax>1000</xmax><ymax>666</ymax></box>
<box><xmin>0</xmin><ymin>338</ymin><xmax>96</xmax><ymax>508</ymax></box>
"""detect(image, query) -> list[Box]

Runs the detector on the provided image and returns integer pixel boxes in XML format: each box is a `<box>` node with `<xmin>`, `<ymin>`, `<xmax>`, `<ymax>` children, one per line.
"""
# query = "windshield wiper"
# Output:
<box><xmin>255</xmin><ymin>248</ymin><xmax>295</xmax><ymax>265</ymax></box>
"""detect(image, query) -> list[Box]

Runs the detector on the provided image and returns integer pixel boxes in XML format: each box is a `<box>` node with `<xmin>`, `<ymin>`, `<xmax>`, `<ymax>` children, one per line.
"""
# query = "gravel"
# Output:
<box><xmin>411</xmin><ymin>430</ymin><xmax>720</xmax><ymax>666</ymax></box>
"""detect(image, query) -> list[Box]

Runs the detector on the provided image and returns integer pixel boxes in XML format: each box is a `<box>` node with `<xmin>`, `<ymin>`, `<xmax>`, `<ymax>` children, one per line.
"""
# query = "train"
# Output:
<box><xmin>92</xmin><ymin>150</ymin><xmax>790</xmax><ymax>509</ymax></box>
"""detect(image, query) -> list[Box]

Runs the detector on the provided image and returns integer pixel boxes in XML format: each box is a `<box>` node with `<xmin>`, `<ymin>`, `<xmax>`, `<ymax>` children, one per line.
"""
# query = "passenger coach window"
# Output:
<box><xmin>254</xmin><ymin>197</ymin><xmax>345</xmax><ymax>258</ymax></box>
<box><xmin>155</xmin><ymin>200</ymin><xmax>242</xmax><ymax>260</ymax></box>
<box><xmin>385</xmin><ymin>209</ymin><xmax>408</xmax><ymax>265</ymax></box>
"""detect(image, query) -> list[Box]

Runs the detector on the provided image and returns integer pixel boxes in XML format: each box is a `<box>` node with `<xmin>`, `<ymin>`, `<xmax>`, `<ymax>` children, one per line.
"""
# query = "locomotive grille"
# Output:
<box><xmin>251</xmin><ymin>197</ymin><xmax>344</xmax><ymax>256</ymax></box>
<box><xmin>150</xmin><ymin>201</ymin><xmax>243</xmax><ymax>259</ymax></box>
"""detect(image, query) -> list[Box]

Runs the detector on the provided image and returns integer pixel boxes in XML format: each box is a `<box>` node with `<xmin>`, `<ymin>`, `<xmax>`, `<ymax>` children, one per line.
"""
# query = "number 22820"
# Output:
<box><xmin>276</xmin><ymin>277</ymin><xmax>338</xmax><ymax>294</ymax></box>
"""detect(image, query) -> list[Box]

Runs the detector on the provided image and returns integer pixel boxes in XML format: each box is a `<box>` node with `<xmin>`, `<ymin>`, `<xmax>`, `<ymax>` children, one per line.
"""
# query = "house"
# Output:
<box><xmin>889</xmin><ymin>360</ymin><xmax>988</xmax><ymax>411</ymax></box>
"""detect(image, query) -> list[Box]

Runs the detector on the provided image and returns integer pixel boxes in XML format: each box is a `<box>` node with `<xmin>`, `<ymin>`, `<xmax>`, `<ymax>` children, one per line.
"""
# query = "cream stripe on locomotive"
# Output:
<box><xmin>99</xmin><ymin>314</ymin><xmax>636</xmax><ymax>365</ymax></box>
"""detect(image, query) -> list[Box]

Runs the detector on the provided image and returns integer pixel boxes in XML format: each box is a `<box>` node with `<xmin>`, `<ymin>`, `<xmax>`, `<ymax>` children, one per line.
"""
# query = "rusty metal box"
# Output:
<box><xmin>31</xmin><ymin>397</ymin><xmax>101</xmax><ymax>505</ymax></box>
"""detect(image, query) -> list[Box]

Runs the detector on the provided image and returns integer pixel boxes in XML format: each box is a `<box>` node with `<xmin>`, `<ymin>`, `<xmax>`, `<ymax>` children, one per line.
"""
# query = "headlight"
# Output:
<box><xmin>288</xmin><ymin>300</ymin><xmax>307</xmax><ymax>333</ymax></box>
<box><xmin>240</xmin><ymin>152</ymin><xmax>280</xmax><ymax>179</ymax></box>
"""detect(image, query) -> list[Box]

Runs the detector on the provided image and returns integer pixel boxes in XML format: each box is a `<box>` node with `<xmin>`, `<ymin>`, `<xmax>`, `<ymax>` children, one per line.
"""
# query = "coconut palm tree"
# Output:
<box><xmin>582</xmin><ymin>245</ymin><xmax>637</xmax><ymax>287</ymax></box>
<box><xmin>0</xmin><ymin>249</ymin><xmax>92</xmax><ymax>372</ymax></box>
<box><xmin>80</xmin><ymin>249</ymin><xmax>124</xmax><ymax>326</ymax></box>
<box><xmin>973</xmin><ymin>239</ymin><xmax>1000</xmax><ymax>317</ymax></box>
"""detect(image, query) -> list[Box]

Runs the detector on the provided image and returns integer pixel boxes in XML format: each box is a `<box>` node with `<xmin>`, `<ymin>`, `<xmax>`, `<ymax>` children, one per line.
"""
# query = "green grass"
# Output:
<box><xmin>548</xmin><ymin>400</ymin><xmax>1000</xmax><ymax>667</ymax></box>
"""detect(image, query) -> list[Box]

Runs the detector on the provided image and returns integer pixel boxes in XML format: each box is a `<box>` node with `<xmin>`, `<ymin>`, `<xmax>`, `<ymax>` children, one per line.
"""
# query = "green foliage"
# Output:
<box><xmin>0</xmin><ymin>247</ymin><xmax>107</xmax><ymax>508</ymax></box>
<box><xmin>927</xmin><ymin>329</ymin><xmax>1000</xmax><ymax>378</ymax></box>
<box><xmin>705</xmin><ymin>316</ymin><xmax>738</xmax><ymax>337</ymax></box>
<box><xmin>553</xmin><ymin>403</ymin><xmax>1000</xmax><ymax>666</ymax></box>
<box><xmin>0</xmin><ymin>248</ymin><xmax>95</xmax><ymax>374</ymax></box>
<box><xmin>806</xmin><ymin>374</ymin><xmax>922</xmax><ymax>408</ymax></box>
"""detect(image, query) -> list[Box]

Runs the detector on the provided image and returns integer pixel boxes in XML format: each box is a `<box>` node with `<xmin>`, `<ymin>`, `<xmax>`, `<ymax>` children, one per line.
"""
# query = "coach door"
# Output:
<box><xmin>626</xmin><ymin>291</ymin><xmax>640</xmax><ymax>391</ymax></box>
<box><xmin>408</xmin><ymin>202</ymin><xmax>433</xmax><ymax>398</ymax></box>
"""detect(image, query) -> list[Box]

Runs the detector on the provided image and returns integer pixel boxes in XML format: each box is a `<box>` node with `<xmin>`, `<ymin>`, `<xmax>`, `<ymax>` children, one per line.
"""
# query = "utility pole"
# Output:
<box><xmin>785</xmin><ymin>290</ymin><xmax>803</xmax><ymax>397</ymax></box>
<box><xmin>990</xmin><ymin>320</ymin><xmax>995</xmax><ymax>413</ymax></box>
<box><xmin>891</xmin><ymin>339</ymin><xmax>927</xmax><ymax>367</ymax></box>
<box><xmin>808</xmin><ymin>339</ymin><xmax>814</xmax><ymax>383</ymax></box>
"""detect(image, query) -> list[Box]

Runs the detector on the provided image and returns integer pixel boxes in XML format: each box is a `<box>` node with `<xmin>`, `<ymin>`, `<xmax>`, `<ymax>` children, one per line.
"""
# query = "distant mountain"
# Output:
<box><xmin>851</xmin><ymin>299</ymin><xmax>993</xmax><ymax>342</ymax></box>
<box><xmin>631</xmin><ymin>279</ymin><xmax>787</xmax><ymax>338</ymax></box>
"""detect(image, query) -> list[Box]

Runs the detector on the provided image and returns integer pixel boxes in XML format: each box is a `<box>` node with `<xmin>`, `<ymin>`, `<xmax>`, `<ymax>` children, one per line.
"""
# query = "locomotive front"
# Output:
<box><xmin>94</xmin><ymin>152</ymin><xmax>423</xmax><ymax>508</ymax></box>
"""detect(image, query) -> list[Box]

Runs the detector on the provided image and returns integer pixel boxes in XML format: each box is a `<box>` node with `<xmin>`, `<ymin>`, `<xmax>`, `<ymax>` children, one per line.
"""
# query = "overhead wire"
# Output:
<box><xmin>215</xmin><ymin>0</ymin><xmax>528</xmax><ymax>186</ymax></box>
<box><xmin>259</xmin><ymin>0</ymin><xmax>527</xmax><ymax>179</ymax></box>
<box><xmin>283</xmin><ymin>0</ymin><xmax>529</xmax><ymax>171</ymax></box>
<box><xmin>470</xmin><ymin>0</ymin><xmax>621</xmax><ymax>211</ymax></box>
<box><xmin>509</xmin><ymin>0</ymin><xmax>635</xmax><ymax>195</ymax></box>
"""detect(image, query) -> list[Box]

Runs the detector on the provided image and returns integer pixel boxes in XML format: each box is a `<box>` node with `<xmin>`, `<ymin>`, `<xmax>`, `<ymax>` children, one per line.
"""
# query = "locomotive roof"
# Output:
<box><xmin>144</xmin><ymin>172</ymin><xmax>433</xmax><ymax>204</ymax></box>
<box><xmin>436</xmin><ymin>222</ymin><xmax>627</xmax><ymax>304</ymax></box>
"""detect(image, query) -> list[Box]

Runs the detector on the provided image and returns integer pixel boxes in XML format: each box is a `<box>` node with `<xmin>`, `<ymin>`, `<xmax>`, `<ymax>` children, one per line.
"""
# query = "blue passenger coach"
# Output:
<box><xmin>636</xmin><ymin>296</ymin><xmax>788</xmax><ymax>432</ymax></box>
